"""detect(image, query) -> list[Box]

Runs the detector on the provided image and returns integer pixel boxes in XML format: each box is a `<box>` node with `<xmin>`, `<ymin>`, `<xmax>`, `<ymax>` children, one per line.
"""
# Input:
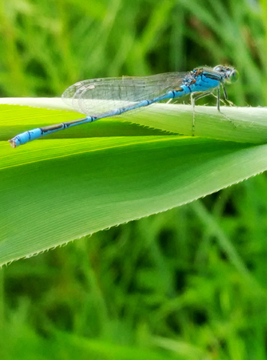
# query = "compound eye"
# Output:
<box><xmin>229</xmin><ymin>69</ymin><xmax>239</xmax><ymax>83</ymax></box>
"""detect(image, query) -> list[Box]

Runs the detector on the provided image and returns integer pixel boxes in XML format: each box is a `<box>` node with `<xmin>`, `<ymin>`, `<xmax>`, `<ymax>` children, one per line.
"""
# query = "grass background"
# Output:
<box><xmin>1</xmin><ymin>0</ymin><xmax>267</xmax><ymax>358</ymax></box>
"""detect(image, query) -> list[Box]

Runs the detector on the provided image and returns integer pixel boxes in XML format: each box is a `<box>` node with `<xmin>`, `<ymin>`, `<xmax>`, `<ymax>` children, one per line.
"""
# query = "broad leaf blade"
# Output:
<box><xmin>1</xmin><ymin>100</ymin><xmax>267</xmax><ymax>265</ymax></box>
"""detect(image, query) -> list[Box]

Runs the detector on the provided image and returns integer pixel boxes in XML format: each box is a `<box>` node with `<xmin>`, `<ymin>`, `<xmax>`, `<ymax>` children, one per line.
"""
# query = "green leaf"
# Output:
<box><xmin>1</xmin><ymin>99</ymin><xmax>267</xmax><ymax>265</ymax></box>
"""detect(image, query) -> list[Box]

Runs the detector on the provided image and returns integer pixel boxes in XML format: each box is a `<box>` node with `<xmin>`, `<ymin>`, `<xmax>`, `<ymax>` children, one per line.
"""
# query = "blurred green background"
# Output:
<box><xmin>1</xmin><ymin>0</ymin><xmax>267</xmax><ymax>358</ymax></box>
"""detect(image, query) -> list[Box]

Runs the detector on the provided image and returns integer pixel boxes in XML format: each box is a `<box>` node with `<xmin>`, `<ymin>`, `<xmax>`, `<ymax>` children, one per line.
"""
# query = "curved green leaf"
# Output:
<box><xmin>1</xmin><ymin>99</ymin><xmax>267</xmax><ymax>265</ymax></box>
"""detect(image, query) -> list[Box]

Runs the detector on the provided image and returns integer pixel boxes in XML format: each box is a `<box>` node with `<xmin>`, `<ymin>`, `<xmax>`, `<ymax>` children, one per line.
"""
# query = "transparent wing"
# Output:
<box><xmin>62</xmin><ymin>72</ymin><xmax>188</xmax><ymax>116</ymax></box>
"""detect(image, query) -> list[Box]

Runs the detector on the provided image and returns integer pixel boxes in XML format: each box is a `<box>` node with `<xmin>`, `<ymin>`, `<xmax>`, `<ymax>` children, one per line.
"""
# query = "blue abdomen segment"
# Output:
<box><xmin>8</xmin><ymin>120</ymin><xmax>93</xmax><ymax>147</ymax></box>
<box><xmin>9</xmin><ymin>128</ymin><xmax>43</xmax><ymax>148</ymax></box>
